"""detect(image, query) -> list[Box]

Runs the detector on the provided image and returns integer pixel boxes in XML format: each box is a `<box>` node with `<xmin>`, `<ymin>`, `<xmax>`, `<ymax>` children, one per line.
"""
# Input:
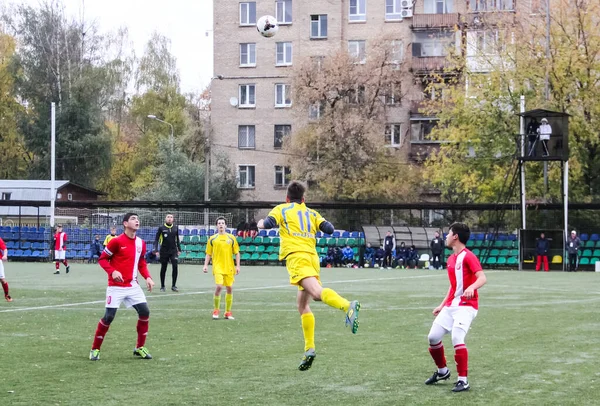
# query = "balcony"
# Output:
<box><xmin>466</xmin><ymin>11</ymin><xmax>516</xmax><ymax>28</ymax></box>
<box><xmin>411</xmin><ymin>13</ymin><xmax>460</xmax><ymax>30</ymax></box>
<box><xmin>409</xmin><ymin>144</ymin><xmax>440</xmax><ymax>163</ymax></box>
<box><xmin>410</xmin><ymin>56</ymin><xmax>451</xmax><ymax>75</ymax></box>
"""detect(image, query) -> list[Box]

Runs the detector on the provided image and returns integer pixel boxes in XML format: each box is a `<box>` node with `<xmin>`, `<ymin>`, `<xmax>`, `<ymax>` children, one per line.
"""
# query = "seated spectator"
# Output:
<box><xmin>406</xmin><ymin>245</ymin><xmax>419</xmax><ymax>269</ymax></box>
<box><xmin>248</xmin><ymin>219</ymin><xmax>258</xmax><ymax>238</ymax></box>
<box><xmin>363</xmin><ymin>243</ymin><xmax>375</xmax><ymax>267</ymax></box>
<box><xmin>332</xmin><ymin>247</ymin><xmax>343</xmax><ymax>267</ymax></box>
<box><xmin>395</xmin><ymin>242</ymin><xmax>408</xmax><ymax>269</ymax></box>
<box><xmin>325</xmin><ymin>247</ymin><xmax>336</xmax><ymax>268</ymax></box>
<box><xmin>236</xmin><ymin>220</ymin><xmax>248</xmax><ymax>237</ymax></box>
<box><xmin>88</xmin><ymin>235</ymin><xmax>103</xmax><ymax>263</ymax></box>
<box><xmin>145</xmin><ymin>250</ymin><xmax>160</xmax><ymax>264</ymax></box>
<box><xmin>374</xmin><ymin>245</ymin><xmax>386</xmax><ymax>268</ymax></box>
<box><xmin>342</xmin><ymin>245</ymin><xmax>354</xmax><ymax>267</ymax></box>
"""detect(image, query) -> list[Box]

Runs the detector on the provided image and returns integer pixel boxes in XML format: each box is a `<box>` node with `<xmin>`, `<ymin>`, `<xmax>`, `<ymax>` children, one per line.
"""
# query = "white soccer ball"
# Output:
<box><xmin>257</xmin><ymin>15</ymin><xmax>279</xmax><ymax>37</ymax></box>
<box><xmin>364</xmin><ymin>263</ymin><xmax>370</xmax><ymax>268</ymax></box>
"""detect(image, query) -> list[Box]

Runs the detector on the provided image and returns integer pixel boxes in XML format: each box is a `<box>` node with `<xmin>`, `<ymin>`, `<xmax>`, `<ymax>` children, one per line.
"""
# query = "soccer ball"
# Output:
<box><xmin>364</xmin><ymin>263</ymin><xmax>370</xmax><ymax>268</ymax></box>
<box><xmin>257</xmin><ymin>15</ymin><xmax>279</xmax><ymax>37</ymax></box>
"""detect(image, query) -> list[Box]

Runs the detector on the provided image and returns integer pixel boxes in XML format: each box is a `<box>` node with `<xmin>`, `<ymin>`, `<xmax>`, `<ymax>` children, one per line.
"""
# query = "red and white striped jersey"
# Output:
<box><xmin>0</xmin><ymin>237</ymin><xmax>6</xmax><ymax>254</ymax></box>
<box><xmin>54</xmin><ymin>232</ymin><xmax>68</xmax><ymax>250</ymax></box>
<box><xmin>98</xmin><ymin>233</ymin><xmax>150</xmax><ymax>287</ymax></box>
<box><xmin>445</xmin><ymin>248</ymin><xmax>483</xmax><ymax>310</ymax></box>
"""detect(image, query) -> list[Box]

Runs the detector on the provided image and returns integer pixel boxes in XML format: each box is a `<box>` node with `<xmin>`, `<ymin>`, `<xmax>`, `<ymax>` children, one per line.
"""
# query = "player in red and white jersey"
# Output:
<box><xmin>53</xmin><ymin>225</ymin><xmax>70</xmax><ymax>274</ymax></box>
<box><xmin>424</xmin><ymin>222</ymin><xmax>486</xmax><ymax>393</ymax></box>
<box><xmin>0</xmin><ymin>237</ymin><xmax>12</xmax><ymax>302</ymax></box>
<box><xmin>89</xmin><ymin>213</ymin><xmax>155</xmax><ymax>361</ymax></box>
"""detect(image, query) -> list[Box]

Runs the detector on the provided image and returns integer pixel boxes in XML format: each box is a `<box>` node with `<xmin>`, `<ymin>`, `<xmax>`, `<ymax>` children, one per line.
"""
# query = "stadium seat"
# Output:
<box><xmin>250</xmin><ymin>252</ymin><xmax>260</xmax><ymax>262</ymax></box>
<box><xmin>268</xmin><ymin>253</ymin><xmax>279</xmax><ymax>263</ymax></box>
<box><xmin>493</xmin><ymin>241</ymin><xmax>503</xmax><ymax>248</ymax></box>
<box><xmin>580</xmin><ymin>257</ymin><xmax>590</xmax><ymax>266</ymax></box>
<box><xmin>582</xmin><ymin>249</ymin><xmax>592</xmax><ymax>257</ymax></box>
<box><xmin>346</xmin><ymin>238</ymin><xmax>357</xmax><ymax>247</ymax></box>
<box><xmin>256</xmin><ymin>245</ymin><xmax>266</xmax><ymax>253</ymax></box>
<box><xmin>580</xmin><ymin>233</ymin><xmax>589</xmax><ymax>241</ymax></box>
<box><xmin>466</xmin><ymin>240</ymin><xmax>475</xmax><ymax>248</ymax></box>
<box><xmin>500</xmin><ymin>249</ymin><xmax>509</xmax><ymax>257</ymax></box>
<box><xmin>585</xmin><ymin>240</ymin><xmax>595</xmax><ymax>248</ymax></box>
<box><xmin>419</xmin><ymin>254</ymin><xmax>430</xmax><ymax>267</ymax></box>
<box><xmin>591</xmin><ymin>257</ymin><xmax>600</xmax><ymax>265</ymax></box>
<box><xmin>258</xmin><ymin>229</ymin><xmax>267</xmax><ymax>237</ymax></box>
<box><xmin>472</xmin><ymin>248</ymin><xmax>480</xmax><ymax>256</ymax></box>
<box><xmin>326</xmin><ymin>238</ymin><xmax>337</xmax><ymax>247</ymax></box>
<box><xmin>268</xmin><ymin>230</ymin><xmax>278</xmax><ymax>237</ymax></box>
<box><xmin>190</xmin><ymin>236</ymin><xmax>199</xmax><ymax>244</ymax></box>
<box><xmin>485</xmin><ymin>257</ymin><xmax>497</xmax><ymax>266</ymax></box>
<box><xmin>591</xmin><ymin>234</ymin><xmax>600</xmax><ymax>241</ymax></box>
<box><xmin>509</xmin><ymin>249</ymin><xmax>519</xmax><ymax>256</ymax></box>
<box><xmin>270</xmin><ymin>237</ymin><xmax>280</xmax><ymax>246</ymax></box>
<box><xmin>551</xmin><ymin>255</ymin><xmax>562</xmax><ymax>264</ymax></box>
<box><xmin>497</xmin><ymin>257</ymin><xmax>507</xmax><ymax>266</ymax></box>
<box><xmin>337</xmin><ymin>238</ymin><xmax>347</xmax><ymax>247</ymax></box>
<box><xmin>199</xmin><ymin>229</ymin><xmax>207</xmax><ymax>236</ymax></box>
<box><xmin>179</xmin><ymin>252</ymin><xmax>188</xmax><ymax>259</ymax></box>
<box><xmin>490</xmin><ymin>249</ymin><xmax>500</xmax><ymax>257</ymax></box>
<box><xmin>341</xmin><ymin>231</ymin><xmax>350</xmax><ymax>238</ymax></box>
<box><xmin>259</xmin><ymin>253</ymin><xmax>269</xmax><ymax>262</ymax></box>
<box><xmin>332</xmin><ymin>231</ymin><xmax>340</xmax><ymax>238</ymax></box>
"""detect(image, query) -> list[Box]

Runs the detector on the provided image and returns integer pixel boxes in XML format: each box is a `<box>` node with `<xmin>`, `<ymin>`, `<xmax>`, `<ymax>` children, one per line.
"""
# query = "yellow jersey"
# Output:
<box><xmin>267</xmin><ymin>202</ymin><xmax>326</xmax><ymax>260</ymax></box>
<box><xmin>103</xmin><ymin>234</ymin><xmax>117</xmax><ymax>247</ymax></box>
<box><xmin>206</xmin><ymin>233</ymin><xmax>239</xmax><ymax>274</ymax></box>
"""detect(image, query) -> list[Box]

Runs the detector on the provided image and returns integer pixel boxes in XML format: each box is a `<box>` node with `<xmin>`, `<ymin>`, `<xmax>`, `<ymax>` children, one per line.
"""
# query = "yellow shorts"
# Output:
<box><xmin>214</xmin><ymin>273</ymin><xmax>235</xmax><ymax>287</ymax></box>
<box><xmin>286</xmin><ymin>252</ymin><xmax>321</xmax><ymax>290</ymax></box>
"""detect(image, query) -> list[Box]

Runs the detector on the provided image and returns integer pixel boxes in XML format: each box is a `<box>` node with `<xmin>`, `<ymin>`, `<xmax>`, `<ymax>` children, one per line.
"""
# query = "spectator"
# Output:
<box><xmin>103</xmin><ymin>227</ymin><xmax>118</xmax><ymax>247</ymax></box>
<box><xmin>146</xmin><ymin>250</ymin><xmax>160</xmax><ymax>264</ymax></box>
<box><xmin>236</xmin><ymin>220</ymin><xmax>248</xmax><ymax>237</ymax></box>
<box><xmin>342</xmin><ymin>245</ymin><xmax>354</xmax><ymax>267</ymax></box>
<box><xmin>374</xmin><ymin>245</ymin><xmax>386</xmax><ymax>268</ymax></box>
<box><xmin>527</xmin><ymin>118</ymin><xmax>540</xmax><ymax>157</ymax></box>
<box><xmin>430</xmin><ymin>231</ymin><xmax>444</xmax><ymax>270</ymax></box>
<box><xmin>407</xmin><ymin>245</ymin><xmax>419</xmax><ymax>269</ymax></box>
<box><xmin>395</xmin><ymin>242</ymin><xmax>408</xmax><ymax>269</ymax></box>
<box><xmin>383</xmin><ymin>231</ymin><xmax>396</xmax><ymax>269</ymax></box>
<box><xmin>88</xmin><ymin>235</ymin><xmax>103</xmax><ymax>264</ymax></box>
<box><xmin>538</xmin><ymin>118</ymin><xmax>552</xmax><ymax>157</ymax></box>
<box><xmin>332</xmin><ymin>247</ymin><xmax>343</xmax><ymax>267</ymax></box>
<box><xmin>363</xmin><ymin>243</ymin><xmax>375</xmax><ymax>267</ymax></box>
<box><xmin>535</xmin><ymin>232</ymin><xmax>550</xmax><ymax>272</ymax></box>
<box><xmin>248</xmin><ymin>219</ymin><xmax>258</xmax><ymax>238</ymax></box>
<box><xmin>566</xmin><ymin>230</ymin><xmax>581</xmax><ymax>272</ymax></box>
<box><xmin>325</xmin><ymin>247</ymin><xmax>336</xmax><ymax>268</ymax></box>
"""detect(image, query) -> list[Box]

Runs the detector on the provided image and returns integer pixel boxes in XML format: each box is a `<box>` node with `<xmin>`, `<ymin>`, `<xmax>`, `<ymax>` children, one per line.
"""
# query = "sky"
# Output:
<box><xmin>8</xmin><ymin>0</ymin><xmax>214</xmax><ymax>93</ymax></box>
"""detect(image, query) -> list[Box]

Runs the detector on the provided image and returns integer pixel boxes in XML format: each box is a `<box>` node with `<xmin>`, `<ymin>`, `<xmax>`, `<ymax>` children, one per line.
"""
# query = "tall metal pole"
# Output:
<box><xmin>520</xmin><ymin>95</ymin><xmax>526</xmax><ymax>230</ymax></box>
<box><xmin>50</xmin><ymin>102</ymin><xmax>56</xmax><ymax>228</ymax></box>
<box><xmin>203</xmin><ymin>113</ymin><xmax>211</xmax><ymax>228</ymax></box>
<box><xmin>543</xmin><ymin>0</ymin><xmax>551</xmax><ymax>196</ymax></box>
<box><xmin>564</xmin><ymin>160</ymin><xmax>569</xmax><ymax>271</ymax></box>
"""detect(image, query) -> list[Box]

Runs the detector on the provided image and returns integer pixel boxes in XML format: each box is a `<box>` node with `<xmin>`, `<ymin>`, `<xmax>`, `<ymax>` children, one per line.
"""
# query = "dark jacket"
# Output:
<box><xmin>90</xmin><ymin>240</ymin><xmax>103</xmax><ymax>256</ymax></box>
<box><xmin>430</xmin><ymin>236</ymin><xmax>444</xmax><ymax>255</ymax></box>
<box><xmin>407</xmin><ymin>247</ymin><xmax>419</xmax><ymax>261</ymax></box>
<box><xmin>566</xmin><ymin>236</ymin><xmax>581</xmax><ymax>254</ymax></box>
<box><xmin>384</xmin><ymin>235</ymin><xmax>396</xmax><ymax>252</ymax></box>
<box><xmin>364</xmin><ymin>246</ymin><xmax>375</xmax><ymax>260</ymax></box>
<box><xmin>535</xmin><ymin>238</ymin><xmax>550</xmax><ymax>256</ymax></box>
<box><xmin>154</xmin><ymin>223</ymin><xmax>182</xmax><ymax>254</ymax></box>
<box><xmin>396</xmin><ymin>245</ymin><xmax>408</xmax><ymax>260</ymax></box>
<box><xmin>374</xmin><ymin>248</ymin><xmax>385</xmax><ymax>259</ymax></box>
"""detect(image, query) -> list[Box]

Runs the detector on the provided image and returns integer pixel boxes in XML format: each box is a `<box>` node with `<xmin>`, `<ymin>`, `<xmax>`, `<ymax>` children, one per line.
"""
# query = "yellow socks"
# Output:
<box><xmin>301</xmin><ymin>313</ymin><xmax>315</xmax><ymax>351</ymax></box>
<box><xmin>214</xmin><ymin>295</ymin><xmax>221</xmax><ymax>311</ymax></box>
<box><xmin>225</xmin><ymin>293</ymin><xmax>233</xmax><ymax>312</ymax></box>
<box><xmin>321</xmin><ymin>288</ymin><xmax>350</xmax><ymax>312</ymax></box>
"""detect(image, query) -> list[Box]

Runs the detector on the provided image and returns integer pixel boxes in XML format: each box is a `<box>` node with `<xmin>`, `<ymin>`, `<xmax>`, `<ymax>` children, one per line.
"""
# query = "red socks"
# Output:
<box><xmin>136</xmin><ymin>317</ymin><xmax>149</xmax><ymax>348</ymax></box>
<box><xmin>1</xmin><ymin>281</ymin><xmax>8</xmax><ymax>296</ymax></box>
<box><xmin>428</xmin><ymin>341</ymin><xmax>447</xmax><ymax>368</ymax></box>
<box><xmin>92</xmin><ymin>319</ymin><xmax>110</xmax><ymax>350</ymax></box>
<box><xmin>454</xmin><ymin>344</ymin><xmax>469</xmax><ymax>377</ymax></box>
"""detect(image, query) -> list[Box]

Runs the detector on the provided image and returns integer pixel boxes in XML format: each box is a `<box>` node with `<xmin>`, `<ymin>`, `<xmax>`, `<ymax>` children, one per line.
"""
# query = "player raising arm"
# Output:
<box><xmin>258</xmin><ymin>181</ymin><xmax>360</xmax><ymax>371</ymax></box>
<box><xmin>424</xmin><ymin>222</ymin><xmax>486</xmax><ymax>392</ymax></box>
<box><xmin>89</xmin><ymin>213</ymin><xmax>155</xmax><ymax>361</ymax></box>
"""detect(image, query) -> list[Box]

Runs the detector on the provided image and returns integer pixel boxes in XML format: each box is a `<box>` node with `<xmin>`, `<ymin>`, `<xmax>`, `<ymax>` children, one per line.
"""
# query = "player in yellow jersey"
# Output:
<box><xmin>103</xmin><ymin>227</ymin><xmax>117</xmax><ymax>247</ymax></box>
<box><xmin>203</xmin><ymin>217</ymin><xmax>240</xmax><ymax>320</ymax></box>
<box><xmin>258</xmin><ymin>181</ymin><xmax>360</xmax><ymax>371</ymax></box>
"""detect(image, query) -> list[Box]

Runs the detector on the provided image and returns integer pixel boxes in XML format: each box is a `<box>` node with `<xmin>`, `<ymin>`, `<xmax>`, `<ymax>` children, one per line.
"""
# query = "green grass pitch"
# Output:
<box><xmin>0</xmin><ymin>263</ymin><xmax>599</xmax><ymax>405</ymax></box>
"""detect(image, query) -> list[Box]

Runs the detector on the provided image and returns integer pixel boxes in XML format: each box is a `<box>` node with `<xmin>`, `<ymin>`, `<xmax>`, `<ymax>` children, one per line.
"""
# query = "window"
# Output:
<box><xmin>274</xmin><ymin>125</ymin><xmax>291</xmax><ymax>149</ymax></box>
<box><xmin>467</xmin><ymin>30</ymin><xmax>501</xmax><ymax>56</ymax></box>
<box><xmin>67</xmin><ymin>193</ymin><xmax>73</xmax><ymax>201</ymax></box>
<box><xmin>411</xmin><ymin>120</ymin><xmax>438</xmax><ymax>142</ymax></box>
<box><xmin>469</xmin><ymin>0</ymin><xmax>513</xmax><ymax>11</ymax></box>
<box><xmin>385</xmin><ymin>124</ymin><xmax>403</xmax><ymax>146</ymax></box>
<box><xmin>348</xmin><ymin>40</ymin><xmax>366</xmax><ymax>63</ymax></box>
<box><xmin>239</xmin><ymin>84</ymin><xmax>256</xmax><ymax>107</ymax></box>
<box><xmin>276</xmin><ymin>42</ymin><xmax>292</xmax><ymax>66</ymax></box>
<box><xmin>309</xmin><ymin>102</ymin><xmax>324</xmax><ymax>120</ymax></box>
<box><xmin>240</xmin><ymin>2</ymin><xmax>257</xmax><ymax>25</ymax></box>
<box><xmin>238</xmin><ymin>126</ymin><xmax>256</xmax><ymax>149</ymax></box>
<box><xmin>424</xmin><ymin>0</ymin><xmax>454</xmax><ymax>14</ymax></box>
<box><xmin>276</xmin><ymin>0</ymin><xmax>293</xmax><ymax>24</ymax></box>
<box><xmin>1</xmin><ymin>192</ymin><xmax>11</xmax><ymax>201</ymax></box>
<box><xmin>274</xmin><ymin>166</ymin><xmax>291</xmax><ymax>187</ymax></box>
<box><xmin>349</xmin><ymin>0</ymin><xmax>366</xmax><ymax>21</ymax></box>
<box><xmin>348</xmin><ymin>85</ymin><xmax>365</xmax><ymax>104</ymax></box>
<box><xmin>240</xmin><ymin>43</ymin><xmax>256</xmax><ymax>67</ymax></box>
<box><xmin>275</xmin><ymin>84</ymin><xmax>292</xmax><ymax>107</ymax></box>
<box><xmin>390</xmin><ymin>40</ymin><xmax>403</xmax><ymax>63</ymax></box>
<box><xmin>412</xmin><ymin>31</ymin><xmax>455</xmax><ymax>57</ymax></box>
<box><xmin>383</xmin><ymin>83</ymin><xmax>402</xmax><ymax>105</ymax></box>
<box><xmin>238</xmin><ymin>165</ymin><xmax>256</xmax><ymax>189</ymax></box>
<box><xmin>311</xmin><ymin>56</ymin><xmax>325</xmax><ymax>70</ymax></box>
<box><xmin>385</xmin><ymin>0</ymin><xmax>403</xmax><ymax>21</ymax></box>
<box><xmin>310</xmin><ymin>15</ymin><xmax>327</xmax><ymax>39</ymax></box>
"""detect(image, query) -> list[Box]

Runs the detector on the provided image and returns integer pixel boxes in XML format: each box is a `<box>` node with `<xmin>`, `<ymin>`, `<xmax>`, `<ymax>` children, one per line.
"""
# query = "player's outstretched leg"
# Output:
<box><xmin>90</xmin><ymin>308</ymin><xmax>117</xmax><ymax>361</ymax></box>
<box><xmin>1</xmin><ymin>279</ymin><xmax>12</xmax><ymax>302</ymax></box>
<box><xmin>133</xmin><ymin>303</ymin><xmax>152</xmax><ymax>359</ymax></box>
<box><xmin>297</xmin><ymin>292</ymin><xmax>316</xmax><ymax>371</ymax></box>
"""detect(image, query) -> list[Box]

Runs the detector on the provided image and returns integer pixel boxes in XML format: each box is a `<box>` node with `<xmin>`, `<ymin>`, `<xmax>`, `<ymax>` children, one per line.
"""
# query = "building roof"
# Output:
<box><xmin>0</xmin><ymin>180</ymin><xmax>106</xmax><ymax>201</ymax></box>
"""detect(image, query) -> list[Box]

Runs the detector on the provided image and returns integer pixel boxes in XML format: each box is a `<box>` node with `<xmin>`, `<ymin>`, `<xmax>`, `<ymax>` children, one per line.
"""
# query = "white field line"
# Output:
<box><xmin>0</xmin><ymin>273</ymin><xmax>445</xmax><ymax>313</ymax></box>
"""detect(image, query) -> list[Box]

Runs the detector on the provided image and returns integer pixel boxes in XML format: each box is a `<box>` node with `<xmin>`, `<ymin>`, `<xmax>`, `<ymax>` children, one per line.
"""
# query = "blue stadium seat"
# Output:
<box><xmin>580</xmin><ymin>233</ymin><xmax>589</xmax><ymax>241</ymax></box>
<box><xmin>32</xmin><ymin>250</ymin><xmax>41</xmax><ymax>258</ymax></box>
<box><xmin>23</xmin><ymin>249</ymin><xmax>33</xmax><ymax>257</ymax></box>
<box><xmin>21</xmin><ymin>242</ymin><xmax>31</xmax><ymax>250</ymax></box>
<box><xmin>208</xmin><ymin>229</ymin><xmax>215</xmax><ymax>236</ymax></box>
<box><xmin>32</xmin><ymin>242</ymin><xmax>42</xmax><ymax>250</ymax></box>
<box><xmin>66</xmin><ymin>250</ymin><xmax>75</xmax><ymax>259</ymax></box>
<box><xmin>14</xmin><ymin>249</ymin><xmax>23</xmax><ymax>257</ymax></box>
<box><xmin>6</xmin><ymin>241</ymin><xmax>15</xmax><ymax>249</ymax></box>
<box><xmin>342</xmin><ymin>231</ymin><xmax>350</xmax><ymax>238</ymax></box>
<box><xmin>268</xmin><ymin>230</ymin><xmax>278</xmax><ymax>237</ymax></box>
<box><xmin>11</xmin><ymin>227</ymin><xmax>20</xmax><ymax>233</ymax></box>
<box><xmin>182</xmin><ymin>229</ymin><xmax>190</xmax><ymax>236</ymax></box>
<box><xmin>591</xmin><ymin>234</ymin><xmax>599</xmax><ymax>242</ymax></box>
<box><xmin>332</xmin><ymin>231</ymin><xmax>340</xmax><ymax>238</ymax></box>
<box><xmin>258</xmin><ymin>229</ymin><xmax>267</xmax><ymax>237</ymax></box>
<box><xmin>76</xmin><ymin>250</ymin><xmax>87</xmax><ymax>259</ymax></box>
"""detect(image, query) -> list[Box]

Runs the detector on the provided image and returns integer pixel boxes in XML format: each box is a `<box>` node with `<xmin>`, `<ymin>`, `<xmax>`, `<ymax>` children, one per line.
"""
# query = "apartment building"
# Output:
<box><xmin>212</xmin><ymin>0</ymin><xmax>521</xmax><ymax>201</ymax></box>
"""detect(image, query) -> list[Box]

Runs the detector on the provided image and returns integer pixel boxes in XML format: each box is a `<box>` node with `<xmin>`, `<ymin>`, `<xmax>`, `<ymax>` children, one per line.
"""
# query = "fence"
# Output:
<box><xmin>2</xmin><ymin>200</ymin><xmax>600</xmax><ymax>269</ymax></box>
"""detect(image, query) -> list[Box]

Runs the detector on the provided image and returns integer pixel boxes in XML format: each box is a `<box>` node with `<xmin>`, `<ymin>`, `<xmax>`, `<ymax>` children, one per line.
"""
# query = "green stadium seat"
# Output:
<box><xmin>246</xmin><ymin>245</ymin><xmax>257</xmax><ymax>253</ymax></box>
<box><xmin>188</xmin><ymin>252</ymin><xmax>199</xmax><ymax>260</ymax></box>
<box><xmin>585</xmin><ymin>240</ymin><xmax>595</xmax><ymax>248</ymax></box>
<box><xmin>509</xmin><ymin>249</ymin><xmax>519</xmax><ymax>256</ymax></box>
<box><xmin>473</xmin><ymin>240</ymin><xmax>483</xmax><ymax>248</ymax></box>
<box><xmin>271</xmin><ymin>237</ymin><xmax>280</xmax><ymax>246</ymax></box>
<box><xmin>466</xmin><ymin>240</ymin><xmax>475</xmax><ymax>248</ymax></box>
<box><xmin>256</xmin><ymin>245</ymin><xmax>266</xmax><ymax>253</ymax></box>
<box><xmin>353</xmin><ymin>247</ymin><xmax>359</xmax><ymax>255</ymax></box>
<box><xmin>253</xmin><ymin>236</ymin><xmax>263</xmax><ymax>245</ymax></box>
<box><xmin>499</xmin><ymin>249</ymin><xmax>509</xmax><ymax>257</ymax></box>
<box><xmin>326</xmin><ymin>238</ymin><xmax>337</xmax><ymax>247</ymax></box>
<box><xmin>317</xmin><ymin>238</ymin><xmax>327</xmax><ymax>247</ymax></box>
<box><xmin>579</xmin><ymin>257</ymin><xmax>590</xmax><ymax>265</ymax></box>
<box><xmin>268</xmin><ymin>253</ymin><xmax>279</xmax><ymax>262</ymax></box>
<box><xmin>198</xmin><ymin>252</ymin><xmax>206</xmax><ymax>261</ymax></box>
<box><xmin>593</xmin><ymin>249</ymin><xmax>600</xmax><ymax>257</ymax></box>
<box><xmin>241</xmin><ymin>253</ymin><xmax>251</xmax><ymax>261</ymax></box>
<box><xmin>485</xmin><ymin>257</ymin><xmax>497</xmax><ymax>266</ymax></box>
<box><xmin>259</xmin><ymin>253</ymin><xmax>269</xmax><ymax>262</ymax></box>
<box><xmin>250</xmin><ymin>253</ymin><xmax>260</xmax><ymax>261</ymax></box>
<box><xmin>502</xmin><ymin>240</ymin><xmax>513</xmax><ymax>249</ymax></box>
<box><xmin>493</xmin><ymin>241</ymin><xmax>503</xmax><ymax>248</ymax></box>
<box><xmin>346</xmin><ymin>238</ymin><xmax>357</xmax><ymax>246</ymax></box>
<box><xmin>238</xmin><ymin>245</ymin><xmax>246</xmax><ymax>252</ymax></box>
<box><xmin>582</xmin><ymin>249</ymin><xmax>592</xmax><ymax>257</ymax></box>
<box><xmin>507</xmin><ymin>256</ymin><xmax>518</xmax><ymax>265</ymax></box>
<box><xmin>179</xmin><ymin>252</ymin><xmax>188</xmax><ymax>259</ymax></box>
<box><xmin>490</xmin><ymin>249</ymin><xmax>500</xmax><ymax>256</ymax></box>
<box><xmin>243</xmin><ymin>236</ymin><xmax>253</xmax><ymax>244</ymax></box>
<box><xmin>190</xmin><ymin>236</ymin><xmax>199</xmax><ymax>244</ymax></box>
<box><xmin>497</xmin><ymin>257</ymin><xmax>507</xmax><ymax>266</ymax></box>
<box><xmin>591</xmin><ymin>257</ymin><xmax>600</xmax><ymax>265</ymax></box>
<box><xmin>200</xmin><ymin>236</ymin><xmax>208</xmax><ymax>243</ymax></box>
<box><xmin>236</xmin><ymin>236</ymin><xmax>243</xmax><ymax>244</ymax></box>
<box><xmin>472</xmin><ymin>248</ymin><xmax>480</xmax><ymax>256</ymax></box>
<box><xmin>192</xmin><ymin>245</ymin><xmax>201</xmax><ymax>252</ymax></box>
<box><xmin>337</xmin><ymin>238</ymin><xmax>347</xmax><ymax>246</ymax></box>
<box><xmin>182</xmin><ymin>236</ymin><xmax>192</xmax><ymax>244</ymax></box>
<box><xmin>266</xmin><ymin>245</ymin><xmax>276</xmax><ymax>253</ymax></box>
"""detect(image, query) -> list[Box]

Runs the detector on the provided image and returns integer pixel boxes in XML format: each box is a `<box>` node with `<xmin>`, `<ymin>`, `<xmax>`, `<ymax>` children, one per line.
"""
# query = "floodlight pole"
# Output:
<box><xmin>50</xmin><ymin>102</ymin><xmax>56</xmax><ymax>228</ymax></box>
<box><xmin>519</xmin><ymin>95</ymin><xmax>526</xmax><ymax>231</ymax></box>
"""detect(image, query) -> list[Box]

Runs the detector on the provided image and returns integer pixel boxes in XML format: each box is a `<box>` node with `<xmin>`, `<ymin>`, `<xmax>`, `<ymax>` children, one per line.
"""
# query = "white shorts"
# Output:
<box><xmin>0</xmin><ymin>260</ymin><xmax>5</xmax><ymax>279</ymax></box>
<box><xmin>54</xmin><ymin>250</ymin><xmax>66</xmax><ymax>260</ymax></box>
<box><xmin>433</xmin><ymin>306</ymin><xmax>478</xmax><ymax>333</ymax></box>
<box><xmin>105</xmin><ymin>284</ymin><xmax>147</xmax><ymax>309</ymax></box>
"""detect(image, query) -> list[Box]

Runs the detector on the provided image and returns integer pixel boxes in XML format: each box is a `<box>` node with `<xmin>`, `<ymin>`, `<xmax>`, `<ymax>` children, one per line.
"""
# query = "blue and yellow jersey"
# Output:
<box><xmin>206</xmin><ymin>233</ymin><xmax>239</xmax><ymax>274</ymax></box>
<box><xmin>268</xmin><ymin>202</ymin><xmax>326</xmax><ymax>259</ymax></box>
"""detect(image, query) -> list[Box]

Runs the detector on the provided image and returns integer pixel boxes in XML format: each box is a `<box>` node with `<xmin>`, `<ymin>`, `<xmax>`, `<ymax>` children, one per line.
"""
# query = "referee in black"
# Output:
<box><xmin>155</xmin><ymin>214</ymin><xmax>182</xmax><ymax>292</ymax></box>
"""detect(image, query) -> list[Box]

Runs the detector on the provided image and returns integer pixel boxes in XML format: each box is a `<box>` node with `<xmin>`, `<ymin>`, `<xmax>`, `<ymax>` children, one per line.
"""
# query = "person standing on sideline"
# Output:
<box><xmin>103</xmin><ymin>227</ymin><xmax>118</xmax><ymax>247</ymax></box>
<box><xmin>154</xmin><ymin>214</ymin><xmax>182</xmax><ymax>292</ymax></box>
<box><xmin>424</xmin><ymin>222</ymin><xmax>486</xmax><ymax>393</ymax></box>
<box><xmin>566</xmin><ymin>230</ymin><xmax>581</xmax><ymax>272</ymax></box>
<box><xmin>430</xmin><ymin>231</ymin><xmax>444</xmax><ymax>270</ymax></box>
<box><xmin>89</xmin><ymin>235</ymin><xmax>103</xmax><ymax>263</ymax></box>
<box><xmin>89</xmin><ymin>213</ymin><xmax>155</xmax><ymax>361</ymax></box>
<box><xmin>203</xmin><ymin>217</ymin><xmax>240</xmax><ymax>320</ymax></box>
<box><xmin>257</xmin><ymin>181</ymin><xmax>360</xmax><ymax>371</ymax></box>
<box><xmin>53</xmin><ymin>224</ymin><xmax>70</xmax><ymax>275</ymax></box>
<box><xmin>0</xmin><ymin>237</ymin><xmax>12</xmax><ymax>302</ymax></box>
<box><xmin>535</xmin><ymin>232</ymin><xmax>550</xmax><ymax>272</ymax></box>
<box><xmin>383</xmin><ymin>231</ymin><xmax>396</xmax><ymax>269</ymax></box>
